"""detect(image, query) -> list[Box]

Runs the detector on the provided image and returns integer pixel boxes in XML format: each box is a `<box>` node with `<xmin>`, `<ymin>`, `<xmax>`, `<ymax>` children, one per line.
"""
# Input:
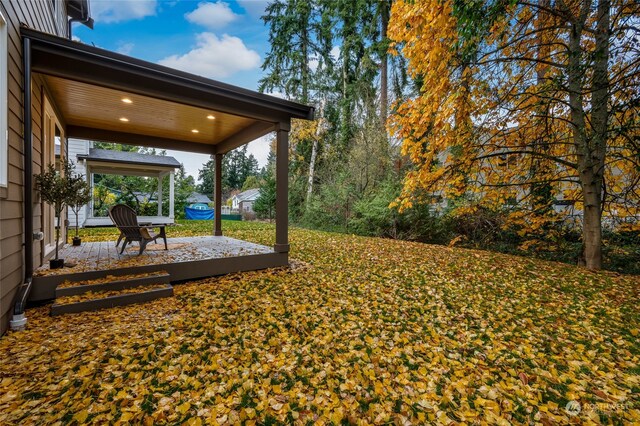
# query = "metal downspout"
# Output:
<box><xmin>10</xmin><ymin>37</ymin><xmax>32</xmax><ymax>331</ymax></box>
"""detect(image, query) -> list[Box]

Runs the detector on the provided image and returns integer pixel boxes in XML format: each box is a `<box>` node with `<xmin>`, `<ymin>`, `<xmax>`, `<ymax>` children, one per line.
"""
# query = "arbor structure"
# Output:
<box><xmin>389</xmin><ymin>0</ymin><xmax>640</xmax><ymax>269</ymax></box>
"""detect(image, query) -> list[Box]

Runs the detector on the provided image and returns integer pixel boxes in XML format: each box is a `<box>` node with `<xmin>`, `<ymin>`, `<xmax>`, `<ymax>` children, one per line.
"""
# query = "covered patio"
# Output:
<box><xmin>22</xmin><ymin>27</ymin><xmax>314</xmax><ymax>303</ymax></box>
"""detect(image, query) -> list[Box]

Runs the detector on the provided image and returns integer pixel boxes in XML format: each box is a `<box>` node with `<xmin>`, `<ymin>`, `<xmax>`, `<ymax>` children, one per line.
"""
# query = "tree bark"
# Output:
<box><xmin>379</xmin><ymin>0</ymin><xmax>389</xmax><ymax>128</ymax></box>
<box><xmin>306</xmin><ymin>99</ymin><xmax>326</xmax><ymax>208</ymax></box>
<box><xmin>301</xmin><ymin>25</ymin><xmax>309</xmax><ymax>104</ymax></box>
<box><xmin>582</xmin><ymin>182</ymin><xmax>603</xmax><ymax>269</ymax></box>
<box><xmin>581</xmin><ymin>0</ymin><xmax>610</xmax><ymax>270</ymax></box>
<box><xmin>565</xmin><ymin>0</ymin><xmax>607</xmax><ymax>270</ymax></box>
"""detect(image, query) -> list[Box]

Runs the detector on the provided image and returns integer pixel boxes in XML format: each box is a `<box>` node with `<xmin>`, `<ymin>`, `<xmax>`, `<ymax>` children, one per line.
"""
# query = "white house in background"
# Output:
<box><xmin>65</xmin><ymin>139</ymin><xmax>181</xmax><ymax>227</ymax></box>
<box><xmin>231</xmin><ymin>188</ymin><xmax>260</xmax><ymax>214</ymax></box>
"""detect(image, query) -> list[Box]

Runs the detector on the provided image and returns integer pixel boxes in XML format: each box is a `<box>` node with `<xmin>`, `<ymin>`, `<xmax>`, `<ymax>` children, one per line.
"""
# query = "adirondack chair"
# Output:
<box><xmin>108</xmin><ymin>204</ymin><xmax>168</xmax><ymax>255</ymax></box>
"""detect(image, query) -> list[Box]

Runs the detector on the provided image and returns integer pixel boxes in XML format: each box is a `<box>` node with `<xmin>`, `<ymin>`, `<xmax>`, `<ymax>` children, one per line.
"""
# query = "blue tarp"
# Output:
<box><xmin>185</xmin><ymin>206</ymin><xmax>214</xmax><ymax>220</ymax></box>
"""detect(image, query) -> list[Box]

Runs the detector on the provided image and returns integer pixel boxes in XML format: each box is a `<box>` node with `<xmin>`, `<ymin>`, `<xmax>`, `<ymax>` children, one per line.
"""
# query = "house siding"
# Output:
<box><xmin>0</xmin><ymin>0</ymin><xmax>67</xmax><ymax>335</ymax></box>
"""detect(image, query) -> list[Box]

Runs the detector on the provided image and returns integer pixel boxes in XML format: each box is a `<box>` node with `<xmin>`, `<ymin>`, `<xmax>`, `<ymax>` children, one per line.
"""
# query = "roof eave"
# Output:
<box><xmin>21</xmin><ymin>26</ymin><xmax>315</xmax><ymax>122</ymax></box>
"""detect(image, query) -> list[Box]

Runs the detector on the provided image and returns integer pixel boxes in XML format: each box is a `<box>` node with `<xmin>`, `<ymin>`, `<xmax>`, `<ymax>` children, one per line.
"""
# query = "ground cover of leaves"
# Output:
<box><xmin>1</xmin><ymin>221</ymin><xmax>639</xmax><ymax>425</ymax></box>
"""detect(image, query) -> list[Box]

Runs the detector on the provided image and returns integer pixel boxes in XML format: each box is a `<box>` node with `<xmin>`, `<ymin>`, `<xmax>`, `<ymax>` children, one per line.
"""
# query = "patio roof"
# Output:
<box><xmin>20</xmin><ymin>24</ymin><xmax>297</xmax><ymax>292</ymax></box>
<box><xmin>78</xmin><ymin>148</ymin><xmax>181</xmax><ymax>169</ymax></box>
<box><xmin>21</xmin><ymin>26</ymin><xmax>314</xmax><ymax>154</ymax></box>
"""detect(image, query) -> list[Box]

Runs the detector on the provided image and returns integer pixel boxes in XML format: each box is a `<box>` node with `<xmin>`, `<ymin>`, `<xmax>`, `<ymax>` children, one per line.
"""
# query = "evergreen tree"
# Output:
<box><xmin>260</xmin><ymin>0</ymin><xmax>333</xmax><ymax>104</ymax></box>
<box><xmin>254</xmin><ymin>173</ymin><xmax>277</xmax><ymax>221</ymax></box>
<box><xmin>197</xmin><ymin>146</ymin><xmax>260</xmax><ymax>199</ymax></box>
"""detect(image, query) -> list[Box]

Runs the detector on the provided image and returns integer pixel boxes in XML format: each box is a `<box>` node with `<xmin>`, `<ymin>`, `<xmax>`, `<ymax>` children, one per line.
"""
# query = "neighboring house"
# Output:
<box><xmin>0</xmin><ymin>0</ymin><xmax>313</xmax><ymax>335</ymax></box>
<box><xmin>187</xmin><ymin>192</ymin><xmax>212</xmax><ymax>205</ymax></box>
<box><xmin>231</xmin><ymin>188</ymin><xmax>260</xmax><ymax>214</ymax></box>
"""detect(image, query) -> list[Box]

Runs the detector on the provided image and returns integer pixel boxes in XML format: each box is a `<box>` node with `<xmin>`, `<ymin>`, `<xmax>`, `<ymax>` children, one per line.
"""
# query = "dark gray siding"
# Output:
<box><xmin>0</xmin><ymin>0</ymin><xmax>67</xmax><ymax>335</ymax></box>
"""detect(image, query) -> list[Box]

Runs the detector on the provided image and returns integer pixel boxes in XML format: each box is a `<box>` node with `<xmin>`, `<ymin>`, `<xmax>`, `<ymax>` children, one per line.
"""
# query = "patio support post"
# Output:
<box><xmin>274</xmin><ymin>121</ymin><xmax>290</xmax><ymax>253</ymax></box>
<box><xmin>214</xmin><ymin>153</ymin><xmax>222</xmax><ymax>236</ymax></box>
<box><xmin>157</xmin><ymin>175</ymin><xmax>163</xmax><ymax>216</ymax></box>
<box><xmin>169</xmin><ymin>171</ymin><xmax>175</xmax><ymax>220</ymax></box>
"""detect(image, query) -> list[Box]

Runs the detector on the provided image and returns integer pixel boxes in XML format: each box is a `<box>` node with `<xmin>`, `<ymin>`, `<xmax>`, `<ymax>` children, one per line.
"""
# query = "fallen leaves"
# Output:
<box><xmin>57</xmin><ymin>271</ymin><xmax>168</xmax><ymax>289</ymax></box>
<box><xmin>55</xmin><ymin>284</ymin><xmax>169</xmax><ymax>305</ymax></box>
<box><xmin>1</xmin><ymin>222</ymin><xmax>639</xmax><ymax>424</ymax></box>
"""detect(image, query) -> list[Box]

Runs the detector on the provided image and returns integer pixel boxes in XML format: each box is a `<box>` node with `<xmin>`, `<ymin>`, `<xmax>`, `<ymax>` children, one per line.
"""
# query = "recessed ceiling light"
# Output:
<box><xmin>191</xmin><ymin>129</ymin><xmax>199</xmax><ymax>133</ymax></box>
<box><xmin>121</xmin><ymin>98</ymin><xmax>132</xmax><ymax>104</ymax></box>
<box><xmin>207</xmin><ymin>114</ymin><xmax>216</xmax><ymax>120</ymax></box>
<box><xmin>119</xmin><ymin>117</ymin><xmax>129</xmax><ymax>122</ymax></box>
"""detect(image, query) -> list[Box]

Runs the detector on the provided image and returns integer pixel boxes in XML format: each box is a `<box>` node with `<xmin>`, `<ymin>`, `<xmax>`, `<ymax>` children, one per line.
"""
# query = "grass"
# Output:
<box><xmin>1</xmin><ymin>220</ymin><xmax>638</xmax><ymax>424</ymax></box>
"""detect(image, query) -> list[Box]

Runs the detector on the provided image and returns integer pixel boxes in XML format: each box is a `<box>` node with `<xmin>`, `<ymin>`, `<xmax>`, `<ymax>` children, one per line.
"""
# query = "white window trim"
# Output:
<box><xmin>0</xmin><ymin>11</ymin><xmax>7</xmax><ymax>188</ymax></box>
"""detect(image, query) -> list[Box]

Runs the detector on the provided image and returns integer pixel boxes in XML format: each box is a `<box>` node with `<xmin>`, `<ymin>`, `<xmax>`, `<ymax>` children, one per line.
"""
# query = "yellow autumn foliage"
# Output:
<box><xmin>1</xmin><ymin>223</ymin><xmax>639</xmax><ymax>424</ymax></box>
<box><xmin>388</xmin><ymin>0</ymin><xmax>640</xmax><ymax>242</ymax></box>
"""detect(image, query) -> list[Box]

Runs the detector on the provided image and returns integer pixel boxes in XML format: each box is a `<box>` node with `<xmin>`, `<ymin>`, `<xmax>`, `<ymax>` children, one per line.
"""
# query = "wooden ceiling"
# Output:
<box><xmin>43</xmin><ymin>75</ymin><xmax>258</xmax><ymax>146</ymax></box>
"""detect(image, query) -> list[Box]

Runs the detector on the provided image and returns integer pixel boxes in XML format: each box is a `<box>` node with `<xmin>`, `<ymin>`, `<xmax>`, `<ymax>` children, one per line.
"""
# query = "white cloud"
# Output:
<box><xmin>263</xmin><ymin>90</ymin><xmax>285</xmax><ymax>99</ymax></box>
<box><xmin>116</xmin><ymin>42</ymin><xmax>135</xmax><ymax>55</ymax></box>
<box><xmin>164</xmin><ymin>150</ymin><xmax>211</xmax><ymax>182</ymax></box>
<box><xmin>330</xmin><ymin>46</ymin><xmax>341</xmax><ymax>61</ymax></box>
<box><xmin>185</xmin><ymin>1</ymin><xmax>239</xmax><ymax>29</ymax></box>
<box><xmin>246</xmin><ymin>134</ymin><xmax>273</xmax><ymax>168</ymax></box>
<box><xmin>158</xmin><ymin>33</ymin><xmax>260</xmax><ymax>79</ymax></box>
<box><xmin>236</xmin><ymin>0</ymin><xmax>269</xmax><ymax>18</ymax></box>
<box><xmin>91</xmin><ymin>0</ymin><xmax>158</xmax><ymax>23</ymax></box>
<box><xmin>309</xmin><ymin>46</ymin><xmax>340</xmax><ymax>72</ymax></box>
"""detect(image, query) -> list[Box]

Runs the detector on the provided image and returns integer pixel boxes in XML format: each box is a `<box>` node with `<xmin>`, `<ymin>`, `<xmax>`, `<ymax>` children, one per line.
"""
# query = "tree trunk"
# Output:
<box><xmin>379</xmin><ymin>0</ymin><xmax>389</xmax><ymax>128</ymax></box>
<box><xmin>75</xmin><ymin>208</ymin><xmax>79</xmax><ymax>237</ymax></box>
<box><xmin>581</xmin><ymin>0</ymin><xmax>610</xmax><ymax>270</ymax></box>
<box><xmin>582</xmin><ymin>182</ymin><xmax>603</xmax><ymax>269</ymax></box>
<box><xmin>565</xmin><ymin>2</ymin><xmax>605</xmax><ymax>270</ymax></box>
<box><xmin>55</xmin><ymin>206</ymin><xmax>62</xmax><ymax>260</ymax></box>
<box><xmin>301</xmin><ymin>25</ymin><xmax>309</xmax><ymax>104</ymax></box>
<box><xmin>306</xmin><ymin>99</ymin><xmax>326</xmax><ymax>208</ymax></box>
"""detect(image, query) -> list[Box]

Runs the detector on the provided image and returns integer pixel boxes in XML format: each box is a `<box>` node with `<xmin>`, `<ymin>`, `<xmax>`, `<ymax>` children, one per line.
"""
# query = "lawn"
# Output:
<box><xmin>1</xmin><ymin>221</ymin><xmax>638</xmax><ymax>424</ymax></box>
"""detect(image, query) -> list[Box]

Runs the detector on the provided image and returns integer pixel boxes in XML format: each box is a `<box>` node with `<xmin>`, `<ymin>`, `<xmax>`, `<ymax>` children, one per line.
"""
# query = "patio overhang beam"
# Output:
<box><xmin>22</xmin><ymin>27</ymin><xmax>315</xmax><ymax>123</ymax></box>
<box><xmin>67</xmin><ymin>126</ymin><xmax>216</xmax><ymax>155</ymax></box>
<box><xmin>214</xmin><ymin>121</ymin><xmax>275</xmax><ymax>155</ymax></box>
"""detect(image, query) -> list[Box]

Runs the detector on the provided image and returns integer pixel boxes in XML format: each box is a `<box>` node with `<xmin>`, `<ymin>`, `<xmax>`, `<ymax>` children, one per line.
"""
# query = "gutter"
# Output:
<box><xmin>11</xmin><ymin>37</ymin><xmax>33</xmax><ymax>331</ymax></box>
<box><xmin>67</xmin><ymin>16</ymin><xmax>93</xmax><ymax>41</ymax></box>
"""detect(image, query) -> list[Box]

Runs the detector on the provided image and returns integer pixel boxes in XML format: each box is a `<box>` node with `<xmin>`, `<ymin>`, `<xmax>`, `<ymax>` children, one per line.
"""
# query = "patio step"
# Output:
<box><xmin>55</xmin><ymin>271</ymin><xmax>171</xmax><ymax>297</ymax></box>
<box><xmin>51</xmin><ymin>283</ymin><xmax>173</xmax><ymax>316</ymax></box>
<box><xmin>51</xmin><ymin>271</ymin><xmax>173</xmax><ymax>316</ymax></box>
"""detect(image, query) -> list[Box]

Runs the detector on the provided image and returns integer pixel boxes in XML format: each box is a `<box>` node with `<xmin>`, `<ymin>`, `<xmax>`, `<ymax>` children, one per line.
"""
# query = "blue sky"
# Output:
<box><xmin>74</xmin><ymin>0</ymin><xmax>274</xmax><ymax>181</ymax></box>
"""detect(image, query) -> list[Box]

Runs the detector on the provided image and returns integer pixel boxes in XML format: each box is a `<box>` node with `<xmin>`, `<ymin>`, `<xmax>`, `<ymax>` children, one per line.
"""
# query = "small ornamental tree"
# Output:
<box><xmin>35</xmin><ymin>160</ymin><xmax>79</xmax><ymax>262</ymax></box>
<box><xmin>68</xmin><ymin>173</ymin><xmax>92</xmax><ymax>239</ymax></box>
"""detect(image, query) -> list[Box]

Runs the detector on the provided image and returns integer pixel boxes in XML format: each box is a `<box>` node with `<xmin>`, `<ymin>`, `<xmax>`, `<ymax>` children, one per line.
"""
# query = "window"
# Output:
<box><xmin>0</xmin><ymin>11</ymin><xmax>7</xmax><ymax>187</ymax></box>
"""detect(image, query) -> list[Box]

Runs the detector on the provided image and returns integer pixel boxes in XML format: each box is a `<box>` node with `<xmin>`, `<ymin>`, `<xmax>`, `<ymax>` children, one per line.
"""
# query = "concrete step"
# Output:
<box><xmin>51</xmin><ymin>283</ymin><xmax>173</xmax><ymax>316</ymax></box>
<box><xmin>55</xmin><ymin>271</ymin><xmax>170</xmax><ymax>297</ymax></box>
